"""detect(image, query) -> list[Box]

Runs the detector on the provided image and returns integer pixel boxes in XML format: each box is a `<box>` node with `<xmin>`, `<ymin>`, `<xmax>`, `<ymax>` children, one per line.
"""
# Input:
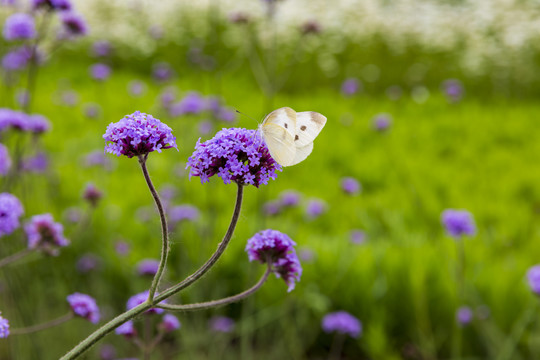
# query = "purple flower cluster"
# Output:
<box><xmin>169</xmin><ymin>205</ymin><xmax>200</xmax><ymax>223</ymax></box>
<box><xmin>209</xmin><ymin>316</ymin><xmax>235</xmax><ymax>333</ymax></box>
<box><xmin>245</xmin><ymin>229</ymin><xmax>302</xmax><ymax>291</ymax></box>
<box><xmin>0</xmin><ymin>109</ymin><xmax>50</xmax><ymax>134</ymax></box>
<box><xmin>32</xmin><ymin>0</ymin><xmax>72</xmax><ymax>11</ymax></box>
<box><xmin>456</xmin><ymin>306</ymin><xmax>473</xmax><ymax>326</ymax></box>
<box><xmin>115</xmin><ymin>321</ymin><xmax>136</xmax><ymax>337</ymax></box>
<box><xmin>372</xmin><ymin>113</ymin><xmax>392</xmax><ymax>132</ymax></box>
<box><xmin>60</xmin><ymin>12</ymin><xmax>88</xmax><ymax>37</ymax></box>
<box><xmin>160</xmin><ymin>314</ymin><xmax>181</xmax><ymax>332</ymax></box>
<box><xmin>0</xmin><ymin>313</ymin><xmax>9</xmax><ymax>338</ymax></box>
<box><xmin>441</xmin><ymin>209</ymin><xmax>476</xmax><ymax>238</ymax></box>
<box><xmin>83</xmin><ymin>183</ymin><xmax>103</xmax><ymax>207</ymax></box>
<box><xmin>321</xmin><ymin>311</ymin><xmax>362</xmax><ymax>338</ymax></box>
<box><xmin>25</xmin><ymin>213</ymin><xmax>69</xmax><ymax>255</ymax></box>
<box><xmin>187</xmin><ymin>128</ymin><xmax>281</xmax><ymax>187</ymax></box>
<box><xmin>67</xmin><ymin>292</ymin><xmax>100</xmax><ymax>323</ymax></box>
<box><xmin>2</xmin><ymin>46</ymin><xmax>33</xmax><ymax>71</ymax></box>
<box><xmin>527</xmin><ymin>265</ymin><xmax>540</xmax><ymax>295</ymax></box>
<box><xmin>0</xmin><ymin>144</ymin><xmax>11</xmax><ymax>175</ymax></box>
<box><xmin>136</xmin><ymin>259</ymin><xmax>159</xmax><ymax>276</ymax></box>
<box><xmin>90</xmin><ymin>63</ymin><xmax>111</xmax><ymax>81</ymax></box>
<box><xmin>341</xmin><ymin>177</ymin><xmax>361</xmax><ymax>195</ymax></box>
<box><xmin>170</xmin><ymin>92</ymin><xmax>205</xmax><ymax>116</ymax></box>
<box><xmin>126</xmin><ymin>291</ymin><xmax>165</xmax><ymax>314</ymax></box>
<box><xmin>103</xmin><ymin>111</ymin><xmax>177</xmax><ymax>158</ymax></box>
<box><xmin>3</xmin><ymin>13</ymin><xmax>36</xmax><ymax>41</ymax></box>
<box><xmin>0</xmin><ymin>193</ymin><xmax>24</xmax><ymax>237</ymax></box>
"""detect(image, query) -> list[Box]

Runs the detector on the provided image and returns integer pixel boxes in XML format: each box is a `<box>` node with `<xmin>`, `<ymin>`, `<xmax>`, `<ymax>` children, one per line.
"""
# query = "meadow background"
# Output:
<box><xmin>1</xmin><ymin>0</ymin><xmax>540</xmax><ymax>359</ymax></box>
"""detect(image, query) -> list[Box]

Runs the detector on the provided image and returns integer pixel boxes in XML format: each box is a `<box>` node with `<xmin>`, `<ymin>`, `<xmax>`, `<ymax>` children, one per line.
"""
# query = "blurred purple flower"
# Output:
<box><xmin>59</xmin><ymin>90</ymin><xmax>79</xmax><ymax>107</ymax></box>
<box><xmin>441</xmin><ymin>209</ymin><xmax>476</xmax><ymax>239</ymax></box>
<box><xmin>99</xmin><ymin>344</ymin><xmax>116</xmax><ymax>360</ymax></box>
<box><xmin>84</xmin><ymin>150</ymin><xmax>112</xmax><ymax>170</ymax></box>
<box><xmin>245</xmin><ymin>229</ymin><xmax>302</xmax><ymax>291</ymax></box>
<box><xmin>160</xmin><ymin>314</ymin><xmax>181</xmax><ymax>332</ymax></box>
<box><xmin>115</xmin><ymin>240</ymin><xmax>130</xmax><ymax>256</ymax></box>
<box><xmin>280</xmin><ymin>190</ymin><xmax>301</xmax><ymax>207</ymax></box>
<box><xmin>67</xmin><ymin>292</ymin><xmax>100</xmax><ymax>323</ymax></box>
<box><xmin>3</xmin><ymin>13</ymin><xmax>36</xmax><ymax>41</ymax></box>
<box><xmin>159</xmin><ymin>88</ymin><xmax>176</xmax><ymax>108</ymax></box>
<box><xmin>152</xmin><ymin>62</ymin><xmax>174</xmax><ymax>82</ymax></box>
<box><xmin>263</xmin><ymin>200</ymin><xmax>282</xmax><ymax>216</ymax></box>
<box><xmin>28</xmin><ymin>114</ymin><xmax>50</xmax><ymax>134</ymax></box>
<box><xmin>341</xmin><ymin>78</ymin><xmax>362</xmax><ymax>96</ymax></box>
<box><xmin>301</xmin><ymin>20</ymin><xmax>322</xmax><ymax>35</ymax></box>
<box><xmin>442</xmin><ymin>79</ymin><xmax>464</xmax><ymax>103</ymax></box>
<box><xmin>322</xmin><ymin>311</ymin><xmax>362</xmax><ymax>338</ymax></box>
<box><xmin>90</xmin><ymin>63</ymin><xmax>111</xmax><ymax>81</ymax></box>
<box><xmin>15</xmin><ymin>89</ymin><xmax>29</xmax><ymax>108</ymax></box>
<box><xmin>92</xmin><ymin>40</ymin><xmax>111</xmax><ymax>57</ymax></box>
<box><xmin>209</xmin><ymin>316</ymin><xmax>235</xmax><ymax>333</ymax></box>
<box><xmin>341</xmin><ymin>177</ymin><xmax>361</xmax><ymax>195</ymax></box>
<box><xmin>136</xmin><ymin>259</ymin><xmax>159</xmax><ymax>276</ymax></box>
<box><xmin>0</xmin><ymin>144</ymin><xmax>11</xmax><ymax>176</ymax></box>
<box><xmin>456</xmin><ymin>306</ymin><xmax>473</xmax><ymax>326</ymax></box>
<box><xmin>159</xmin><ymin>185</ymin><xmax>177</xmax><ymax>201</ymax></box>
<box><xmin>350</xmin><ymin>230</ymin><xmax>366</xmax><ymax>245</ymax></box>
<box><xmin>115</xmin><ymin>321</ymin><xmax>136</xmax><ymax>337</ymax></box>
<box><xmin>33</xmin><ymin>0</ymin><xmax>71</xmax><ymax>11</ymax></box>
<box><xmin>60</xmin><ymin>12</ymin><xmax>88</xmax><ymax>37</ymax></box>
<box><xmin>298</xmin><ymin>247</ymin><xmax>315</xmax><ymax>262</ymax></box>
<box><xmin>169</xmin><ymin>205</ymin><xmax>199</xmax><ymax>223</ymax></box>
<box><xmin>198</xmin><ymin>120</ymin><xmax>214</xmax><ymax>135</ymax></box>
<box><xmin>128</xmin><ymin>80</ymin><xmax>146</xmax><ymax>97</ymax></box>
<box><xmin>0</xmin><ymin>193</ymin><xmax>24</xmax><ymax>237</ymax></box>
<box><xmin>76</xmin><ymin>253</ymin><xmax>101</xmax><ymax>273</ymax></box>
<box><xmin>372</xmin><ymin>113</ymin><xmax>392</xmax><ymax>132</ymax></box>
<box><xmin>0</xmin><ymin>314</ymin><xmax>9</xmax><ymax>338</ymax></box>
<box><xmin>83</xmin><ymin>103</ymin><xmax>101</xmax><ymax>119</ymax></box>
<box><xmin>187</xmin><ymin>128</ymin><xmax>281</xmax><ymax>187</ymax></box>
<box><xmin>21</xmin><ymin>152</ymin><xmax>48</xmax><ymax>173</ymax></box>
<box><xmin>83</xmin><ymin>183</ymin><xmax>103</xmax><ymax>207</ymax></box>
<box><xmin>228</xmin><ymin>11</ymin><xmax>250</xmax><ymax>24</ymax></box>
<box><xmin>103</xmin><ymin>111</ymin><xmax>177</xmax><ymax>158</ymax></box>
<box><xmin>63</xmin><ymin>207</ymin><xmax>82</xmax><ymax>224</ymax></box>
<box><xmin>216</xmin><ymin>107</ymin><xmax>237</xmax><ymax>123</ymax></box>
<box><xmin>170</xmin><ymin>92</ymin><xmax>205</xmax><ymax>116</ymax></box>
<box><xmin>148</xmin><ymin>24</ymin><xmax>164</xmax><ymax>39</ymax></box>
<box><xmin>126</xmin><ymin>291</ymin><xmax>165</xmax><ymax>314</ymax></box>
<box><xmin>527</xmin><ymin>265</ymin><xmax>540</xmax><ymax>295</ymax></box>
<box><xmin>25</xmin><ymin>213</ymin><xmax>69</xmax><ymax>255</ymax></box>
<box><xmin>305</xmin><ymin>199</ymin><xmax>327</xmax><ymax>219</ymax></box>
<box><xmin>2</xmin><ymin>46</ymin><xmax>32</xmax><ymax>71</ymax></box>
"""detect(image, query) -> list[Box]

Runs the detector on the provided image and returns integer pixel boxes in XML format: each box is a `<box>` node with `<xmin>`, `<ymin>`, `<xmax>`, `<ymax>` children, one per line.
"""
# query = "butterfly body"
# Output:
<box><xmin>259</xmin><ymin>107</ymin><xmax>327</xmax><ymax>166</ymax></box>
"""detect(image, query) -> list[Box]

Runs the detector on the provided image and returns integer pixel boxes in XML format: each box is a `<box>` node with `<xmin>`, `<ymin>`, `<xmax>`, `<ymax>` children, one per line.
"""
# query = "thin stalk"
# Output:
<box><xmin>138</xmin><ymin>154</ymin><xmax>170</xmax><ymax>302</ymax></box>
<box><xmin>0</xmin><ymin>248</ymin><xmax>33</xmax><ymax>268</ymax></box>
<box><xmin>155</xmin><ymin>183</ymin><xmax>244</xmax><ymax>303</ymax></box>
<box><xmin>143</xmin><ymin>316</ymin><xmax>151</xmax><ymax>360</ymax></box>
<box><xmin>157</xmin><ymin>265</ymin><xmax>271</xmax><ymax>312</ymax></box>
<box><xmin>11</xmin><ymin>313</ymin><xmax>73</xmax><ymax>335</ymax></box>
<box><xmin>328</xmin><ymin>332</ymin><xmax>346</xmax><ymax>360</ymax></box>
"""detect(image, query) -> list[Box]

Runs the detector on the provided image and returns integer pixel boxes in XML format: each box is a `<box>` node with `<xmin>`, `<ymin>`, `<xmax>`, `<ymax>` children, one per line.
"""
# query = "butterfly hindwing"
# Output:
<box><xmin>290</xmin><ymin>142</ymin><xmax>314</xmax><ymax>166</ymax></box>
<box><xmin>294</xmin><ymin>111</ymin><xmax>327</xmax><ymax>148</ymax></box>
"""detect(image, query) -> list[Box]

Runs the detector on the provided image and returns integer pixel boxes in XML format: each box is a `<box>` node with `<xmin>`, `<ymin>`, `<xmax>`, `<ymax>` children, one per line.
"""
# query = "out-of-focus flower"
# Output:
<box><xmin>28</xmin><ymin>114</ymin><xmax>50</xmax><ymax>134</ymax></box>
<box><xmin>21</xmin><ymin>152</ymin><xmax>48</xmax><ymax>173</ymax></box>
<box><xmin>341</xmin><ymin>78</ymin><xmax>361</xmax><ymax>96</ymax></box>
<box><xmin>341</xmin><ymin>177</ymin><xmax>361</xmax><ymax>195</ymax></box>
<box><xmin>128</xmin><ymin>80</ymin><xmax>146</xmax><ymax>97</ymax></box>
<box><xmin>245</xmin><ymin>229</ymin><xmax>302</xmax><ymax>291</ymax></box>
<box><xmin>0</xmin><ymin>144</ymin><xmax>11</xmax><ymax>176</ymax></box>
<box><xmin>84</xmin><ymin>150</ymin><xmax>112</xmax><ymax>170</ymax></box>
<box><xmin>442</xmin><ymin>79</ymin><xmax>464</xmax><ymax>103</ymax></box>
<box><xmin>301</xmin><ymin>20</ymin><xmax>322</xmax><ymax>35</ymax></box>
<box><xmin>169</xmin><ymin>205</ymin><xmax>199</xmax><ymax>223</ymax></box>
<box><xmin>456</xmin><ymin>306</ymin><xmax>473</xmax><ymax>326</ymax></box>
<box><xmin>216</xmin><ymin>107</ymin><xmax>237</xmax><ymax>123</ymax></box>
<box><xmin>321</xmin><ymin>311</ymin><xmax>362</xmax><ymax>338</ymax></box>
<box><xmin>209</xmin><ymin>316</ymin><xmax>235</xmax><ymax>333</ymax></box>
<box><xmin>15</xmin><ymin>89</ymin><xmax>29</xmax><ymax>108</ymax></box>
<box><xmin>115</xmin><ymin>321</ymin><xmax>136</xmax><ymax>337</ymax></box>
<box><xmin>148</xmin><ymin>24</ymin><xmax>164</xmax><ymax>39</ymax></box>
<box><xmin>298</xmin><ymin>247</ymin><xmax>315</xmax><ymax>262</ymax></box>
<box><xmin>103</xmin><ymin>111</ymin><xmax>177</xmax><ymax>158</ymax></box>
<box><xmin>441</xmin><ymin>209</ymin><xmax>476</xmax><ymax>239</ymax></box>
<box><xmin>83</xmin><ymin>183</ymin><xmax>103</xmax><ymax>207</ymax></box>
<box><xmin>372</xmin><ymin>113</ymin><xmax>392</xmax><ymax>132</ymax></box>
<box><xmin>32</xmin><ymin>0</ymin><xmax>71</xmax><ymax>11</ymax></box>
<box><xmin>126</xmin><ymin>291</ymin><xmax>165</xmax><ymax>314</ymax></box>
<box><xmin>228</xmin><ymin>11</ymin><xmax>250</xmax><ymax>24</ymax></box>
<box><xmin>90</xmin><ymin>63</ymin><xmax>111</xmax><ymax>81</ymax></box>
<box><xmin>3</xmin><ymin>13</ymin><xmax>36</xmax><ymax>41</ymax></box>
<box><xmin>115</xmin><ymin>240</ymin><xmax>130</xmax><ymax>256</ymax></box>
<box><xmin>60</xmin><ymin>12</ymin><xmax>88</xmax><ymax>37</ymax></box>
<box><xmin>159</xmin><ymin>314</ymin><xmax>181</xmax><ymax>332</ymax></box>
<box><xmin>76</xmin><ymin>254</ymin><xmax>101</xmax><ymax>273</ymax></box>
<box><xmin>0</xmin><ymin>313</ymin><xmax>9</xmax><ymax>338</ymax></box>
<box><xmin>198</xmin><ymin>120</ymin><xmax>214</xmax><ymax>135</ymax></box>
<box><xmin>386</xmin><ymin>85</ymin><xmax>403</xmax><ymax>101</ymax></box>
<box><xmin>152</xmin><ymin>62</ymin><xmax>174</xmax><ymax>82</ymax></box>
<box><xmin>187</xmin><ymin>128</ymin><xmax>281</xmax><ymax>187</ymax></box>
<box><xmin>25</xmin><ymin>213</ymin><xmax>69</xmax><ymax>255</ymax></box>
<box><xmin>305</xmin><ymin>199</ymin><xmax>327</xmax><ymax>219</ymax></box>
<box><xmin>63</xmin><ymin>207</ymin><xmax>82</xmax><ymax>224</ymax></box>
<box><xmin>136</xmin><ymin>259</ymin><xmax>159</xmax><ymax>276</ymax></box>
<box><xmin>0</xmin><ymin>193</ymin><xmax>24</xmax><ymax>237</ymax></box>
<box><xmin>83</xmin><ymin>103</ymin><xmax>101</xmax><ymax>119</ymax></box>
<box><xmin>2</xmin><ymin>46</ymin><xmax>32</xmax><ymax>71</ymax></box>
<box><xmin>92</xmin><ymin>40</ymin><xmax>111</xmax><ymax>57</ymax></box>
<box><xmin>169</xmin><ymin>92</ymin><xmax>205</xmax><ymax>116</ymax></box>
<box><xmin>350</xmin><ymin>230</ymin><xmax>366</xmax><ymax>245</ymax></box>
<box><xmin>67</xmin><ymin>293</ymin><xmax>100</xmax><ymax>323</ymax></box>
<box><xmin>59</xmin><ymin>90</ymin><xmax>79</xmax><ymax>107</ymax></box>
<box><xmin>527</xmin><ymin>265</ymin><xmax>540</xmax><ymax>295</ymax></box>
<box><xmin>159</xmin><ymin>87</ymin><xmax>176</xmax><ymax>108</ymax></box>
<box><xmin>262</xmin><ymin>200</ymin><xmax>281</xmax><ymax>216</ymax></box>
<box><xmin>99</xmin><ymin>344</ymin><xmax>116</xmax><ymax>360</ymax></box>
<box><xmin>279</xmin><ymin>190</ymin><xmax>301</xmax><ymax>207</ymax></box>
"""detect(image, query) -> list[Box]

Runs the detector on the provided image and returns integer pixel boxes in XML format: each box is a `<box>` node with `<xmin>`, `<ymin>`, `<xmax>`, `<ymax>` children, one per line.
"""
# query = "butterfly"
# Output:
<box><xmin>259</xmin><ymin>107</ymin><xmax>327</xmax><ymax>166</ymax></box>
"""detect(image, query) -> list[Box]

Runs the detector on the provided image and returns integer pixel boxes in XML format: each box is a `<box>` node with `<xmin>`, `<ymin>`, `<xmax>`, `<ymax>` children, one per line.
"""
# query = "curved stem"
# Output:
<box><xmin>0</xmin><ymin>248</ymin><xmax>33</xmax><ymax>268</ymax></box>
<box><xmin>138</xmin><ymin>155</ymin><xmax>170</xmax><ymax>302</ymax></box>
<box><xmin>158</xmin><ymin>264</ymin><xmax>271</xmax><ymax>312</ymax></box>
<box><xmin>155</xmin><ymin>182</ymin><xmax>244</xmax><ymax>303</ymax></box>
<box><xmin>11</xmin><ymin>313</ymin><xmax>73</xmax><ymax>335</ymax></box>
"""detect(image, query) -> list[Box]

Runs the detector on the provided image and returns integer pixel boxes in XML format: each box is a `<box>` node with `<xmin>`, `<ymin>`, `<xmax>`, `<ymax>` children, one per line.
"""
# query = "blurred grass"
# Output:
<box><xmin>0</xmin><ymin>49</ymin><xmax>540</xmax><ymax>359</ymax></box>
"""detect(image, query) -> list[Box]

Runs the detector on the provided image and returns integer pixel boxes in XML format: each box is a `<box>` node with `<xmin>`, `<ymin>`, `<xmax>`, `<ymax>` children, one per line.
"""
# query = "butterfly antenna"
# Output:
<box><xmin>236</xmin><ymin>109</ymin><xmax>264</xmax><ymax>147</ymax></box>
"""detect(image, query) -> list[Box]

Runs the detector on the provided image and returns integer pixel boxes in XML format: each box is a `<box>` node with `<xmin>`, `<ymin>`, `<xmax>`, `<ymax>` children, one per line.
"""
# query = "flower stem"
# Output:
<box><xmin>138</xmin><ymin>154</ymin><xmax>170</xmax><ymax>302</ymax></box>
<box><xmin>0</xmin><ymin>248</ymin><xmax>32</xmax><ymax>268</ymax></box>
<box><xmin>155</xmin><ymin>182</ymin><xmax>244</xmax><ymax>303</ymax></box>
<box><xmin>157</xmin><ymin>264</ymin><xmax>271</xmax><ymax>311</ymax></box>
<box><xmin>328</xmin><ymin>332</ymin><xmax>346</xmax><ymax>360</ymax></box>
<box><xmin>11</xmin><ymin>312</ymin><xmax>73</xmax><ymax>335</ymax></box>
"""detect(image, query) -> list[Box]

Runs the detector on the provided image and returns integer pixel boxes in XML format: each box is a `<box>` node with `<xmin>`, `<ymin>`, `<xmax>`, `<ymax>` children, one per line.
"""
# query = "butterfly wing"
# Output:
<box><xmin>294</xmin><ymin>111</ymin><xmax>327</xmax><ymax>147</ymax></box>
<box><xmin>290</xmin><ymin>142</ymin><xmax>313</xmax><ymax>166</ymax></box>
<box><xmin>261</xmin><ymin>123</ymin><xmax>296</xmax><ymax>166</ymax></box>
<box><xmin>262</xmin><ymin>107</ymin><xmax>297</xmax><ymax>140</ymax></box>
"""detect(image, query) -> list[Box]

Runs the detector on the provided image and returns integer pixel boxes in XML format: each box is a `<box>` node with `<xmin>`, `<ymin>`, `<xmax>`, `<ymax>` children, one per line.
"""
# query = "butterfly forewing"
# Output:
<box><xmin>262</xmin><ymin>107</ymin><xmax>297</xmax><ymax>140</ymax></box>
<box><xmin>294</xmin><ymin>111</ymin><xmax>327</xmax><ymax>148</ymax></box>
<box><xmin>261</xmin><ymin>123</ymin><xmax>296</xmax><ymax>166</ymax></box>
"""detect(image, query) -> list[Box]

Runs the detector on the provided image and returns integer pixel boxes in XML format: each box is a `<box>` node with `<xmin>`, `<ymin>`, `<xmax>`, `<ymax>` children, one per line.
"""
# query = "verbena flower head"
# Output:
<box><xmin>160</xmin><ymin>314</ymin><xmax>181</xmax><ymax>332</ymax></box>
<box><xmin>0</xmin><ymin>193</ymin><xmax>24</xmax><ymax>237</ymax></box>
<box><xmin>21</xmin><ymin>152</ymin><xmax>48</xmax><ymax>173</ymax></box>
<box><xmin>115</xmin><ymin>321</ymin><xmax>136</xmax><ymax>337</ymax></box>
<box><xmin>76</xmin><ymin>254</ymin><xmax>101</xmax><ymax>273</ymax></box>
<box><xmin>350</xmin><ymin>229</ymin><xmax>366</xmax><ymax>244</ymax></box>
<box><xmin>209</xmin><ymin>316</ymin><xmax>235</xmax><ymax>333</ymax></box>
<box><xmin>372</xmin><ymin>113</ymin><xmax>392</xmax><ymax>132</ymax></box>
<box><xmin>28</xmin><ymin>114</ymin><xmax>51</xmax><ymax>134</ymax></box>
<box><xmin>126</xmin><ymin>291</ymin><xmax>164</xmax><ymax>314</ymax></box>
<box><xmin>2</xmin><ymin>46</ymin><xmax>32</xmax><ymax>71</ymax></box>
<box><xmin>456</xmin><ymin>306</ymin><xmax>473</xmax><ymax>326</ymax></box>
<box><xmin>341</xmin><ymin>78</ymin><xmax>361</xmax><ymax>96</ymax></box>
<box><xmin>169</xmin><ymin>205</ymin><xmax>199</xmax><ymax>223</ymax></box>
<box><xmin>3</xmin><ymin>13</ymin><xmax>36</xmax><ymax>41</ymax></box>
<box><xmin>187</xmin><ymin>128</ymin><xmax>281</xmax><ymax>187</ymax></box>
<box><xmin>136</xmin><ymin>259</ymin><xmax>159</xmax><ymax>276</ymax></box>
<box><xmin>92</xmin><ymin>40</ymin><xmax>111</xmax><ymax>57</ymax></box>
<box><xmin>67</xmin><ymin>293</ymin><xmax>100</xmax><ymax>323</ymax></box>
<box><xmin>25</xmin><ymin>213</ymin><xmax>69</xmax><ymax>255</ymax></box>
<box><xmin>321</xmin><ymin>311</ymin><xmax>362</xmax><ymax>338</ymax></box>
<box><xmin>341</xmin><ymin>177</ymin><xmax>361</xmax><ymax>195</ymax></box>
<box><xmin>245</xmin><ymin>229</ymin><xmax>302</xmax><ymax>291</ymax></box>
<box><xmin>527</xmin><ymin>265</ymin><xmax>540</xmax><ymax>295</ymax></box>
<box><xmin>90</xmin><ymin>63</ymin><xmax>111</xmax><ymax>81</ymax></box>
<box><xmin>83</xmin><ymin>183</ymin><xmax>103</xmax><ymax>207</ymax></box>
<box><xmin>169</xmin><ymin>92</ymin><xmax>205</xmax><ymax>117</ymax></box>
<box><xmin>306</xmin><ymin>199</ymin><xmax>327</xmax><ymax>218</ymax></box>
<box><xmin>280</xmin><ymin>190</ymin><xmax>301</xmax><ymax>207</ymax></box>
<box><xmin>441</xmin><ymin>209</ymin><xmax>476</xmax><ymax>238</ymax></box>
<box><xmin>0</xmin><ymin>313</ymin><xmax>9</xmax><ymax>338</ymax></box>
<box><xmin>103</xmin><ymin>111</ymin><xmax>177</xmax><ymax>158</ymax></box>
<box><xmin>0</xmin><ymin>144</ymin><xmax>11</xmax><ymax>176</ymax></box>
<box><xmin>60</xmin><ymin>12</ymin><xmax>88</xmax><ymax>37</ymax></box>
<box><xmin>33</xmin><ymin>0</ymin><xmax>71</xmax><ymax>11</ymax></box>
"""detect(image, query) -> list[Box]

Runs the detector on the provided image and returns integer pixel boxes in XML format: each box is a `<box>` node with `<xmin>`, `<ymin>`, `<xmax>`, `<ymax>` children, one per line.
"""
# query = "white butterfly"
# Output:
<box><xmin>259</xmin><ymin>107</ymin><xmax>327</xmax><ymax>166</ymax></box>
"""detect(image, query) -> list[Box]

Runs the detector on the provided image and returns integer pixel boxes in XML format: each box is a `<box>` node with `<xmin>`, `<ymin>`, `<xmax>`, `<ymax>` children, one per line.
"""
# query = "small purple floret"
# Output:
<box><xmin>126</xmin><ymin>291</ymin><xmax>165</xmax><ymax>314</ymax></box>
<box><xmin>0</xmin><ymin>193</ymin><xmax>24</xmax><ymax>237</ymax></box>
<box><xmin>115</xmin><ymin>321</ymin><xmax>136</xmax><ymax>337</ymax></box>
<box><xmin>441</xmin><ymin>209</ymin><xmax>476</xmax><ymax>238</ymax></box>
<box><xmin>321</xmin><ymin>311</ymin><xmax>362</xmax><ymax>338</ymax></box>
<box><xmin>67</xmin><ymin>292</ymin><xmax>100</xmax><ymax>323</ymax></box>
<box><xmin>0</xmin><ymin>313</ymin><xmax>9</xmax><ymax>338</ymax></box>
<box><xmin>103</xmin><ymin>111</ymin><xmax>177</xmax><ymax>158</ymax></box>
